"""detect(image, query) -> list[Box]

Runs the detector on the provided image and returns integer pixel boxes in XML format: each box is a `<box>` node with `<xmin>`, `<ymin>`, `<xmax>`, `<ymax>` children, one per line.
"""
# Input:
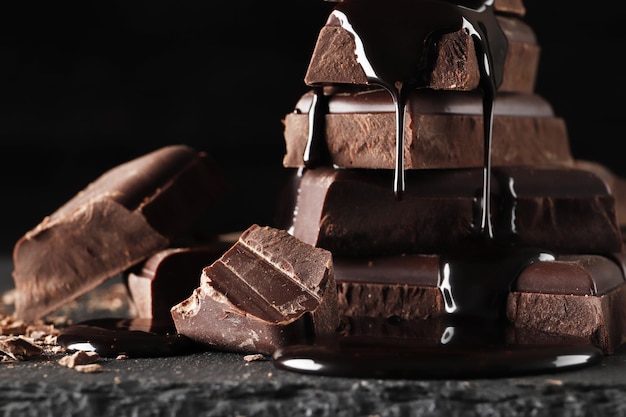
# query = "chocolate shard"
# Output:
<box><xmin>171</xmin><ymin>224</ymin><xmax>339</xmax><ymax>355</ymax></box>
<box><xmin>12</xmin><ymin>145</ymin><xmax>227</xmax><ymax>322</ymax></box>
<box><xmin>304</xmin><ymin>15</ymin><xmax>538</xmax><ymax>93</ymax></box>
<box><xmin>283</xmin><ymin>89</ymin><xmax>572</xmax><ymax>169</ymax></box>
<box><xmin>125</xmin><ymin>244</ymin><xmax>231</xmax><ymax>324</ymax></box>
<box><xmin>287</xmin><ymin>166</ymin><xmax>622</xmax><ymax>257</ymax></box>
<box><xmin>507</xmin><ymin>255</ymin><xmax>626</xmax><ymax>354</ymax></box>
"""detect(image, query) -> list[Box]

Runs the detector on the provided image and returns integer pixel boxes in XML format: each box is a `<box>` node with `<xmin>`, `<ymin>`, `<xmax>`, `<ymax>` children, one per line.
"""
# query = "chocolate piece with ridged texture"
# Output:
<box><xmin>171</xmin><ymin>224</ymin><xmax>339</xmax><ymax>355</ymax></box>
<box><xmin>287</xmin><ymin>166</ymin><xmax>622</xmax><ymax>257</ymax></box>
<box><xmin>12</xmin><ymin>145</ymin><xmax>227</xmax><ymax>322</ymax></box>
<box><xmin>283</xmin><ymin>89</ymin><xmax>572</xmax><ymax>169</ymax></box>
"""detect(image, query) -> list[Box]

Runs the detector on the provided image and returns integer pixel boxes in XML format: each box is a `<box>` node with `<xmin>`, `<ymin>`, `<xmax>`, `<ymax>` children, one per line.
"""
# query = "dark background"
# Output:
<box><xmin>0</xmin><ymin>0</ymin><xmax>623</xmax><ymax>256</ymax></box>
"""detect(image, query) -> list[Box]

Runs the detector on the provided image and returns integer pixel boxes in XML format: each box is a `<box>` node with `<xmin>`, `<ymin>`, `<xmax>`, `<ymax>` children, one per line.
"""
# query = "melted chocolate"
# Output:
<box><xmin>57</xmin><ymin>318</ymin><xmax>195</xmax><ymax>358</ymax></box>
<box><xmin>272</xmin><ymin>330</ymin><xmax>603</xmax><ymax>379</ymax></box>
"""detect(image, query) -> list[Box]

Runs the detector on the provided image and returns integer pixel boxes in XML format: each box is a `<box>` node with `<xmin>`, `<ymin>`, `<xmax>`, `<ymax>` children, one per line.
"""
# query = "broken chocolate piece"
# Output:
<box><xmin>12</xmin><ymin>144</ymin><xmax>227</xmax><ymax>322</ymax></box>
<box><xmin>125</xmin><ymin>244</ymin><xmax>231</xmax><ymax>324</ymax></box>
<box><xmin>305</xmin><ymin>15</ymin><xmax>538</xmax><ymax>93</ymax></box>
<box><xmin>171</xmin><ymin>224</ymin><xmax>338</xmax><ymax>355</ymax></box>
<box><xmin>507</xmin><ymin>255</ymin><xmax>626</xmax><ymax>354</ymax></box>
<box><xmin>0</xmin><ymin>335</ymin><xmax>43</xmax><ymax>360</ymax></box>
<box><xmin>335</xmin><ymin>255</ymin><xmax>443</xmax><ymax>320</ymax></box>
<box><xmin>283</xmin><ymin>89</ymin><xmax>572</xmax><ymax>169</ymax></box>
<box><xmin>288</xmin><ymin>166</ymin><xmax>622</xmax><ymax>257</ymax></box>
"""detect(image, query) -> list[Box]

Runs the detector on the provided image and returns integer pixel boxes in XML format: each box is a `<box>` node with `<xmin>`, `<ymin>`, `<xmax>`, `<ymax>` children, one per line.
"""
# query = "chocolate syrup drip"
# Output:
<box><xmin>438</xmin><ymin>247</ymin><xmax>554</xmax><ymax>321</ymax></box>
<box><xmin>303</xmin><ymin>87</ymin><xmax>330</xmax><ymax>168</ymax></box>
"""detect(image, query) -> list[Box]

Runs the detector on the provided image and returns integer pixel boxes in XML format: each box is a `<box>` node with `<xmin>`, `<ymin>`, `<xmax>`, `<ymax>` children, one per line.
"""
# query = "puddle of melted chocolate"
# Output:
<box><xmin>57</xmin><ymin>318</ymin><xmax>195</xmax><ymax>358</ymax></box>
<box><xmin>272</xmin><ymin>328</ymin><xmax>603</xmax><ymax>379</ymax></box>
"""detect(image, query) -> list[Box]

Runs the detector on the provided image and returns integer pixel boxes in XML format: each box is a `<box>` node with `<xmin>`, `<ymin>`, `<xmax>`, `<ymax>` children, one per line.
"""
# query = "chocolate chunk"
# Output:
<box><xmin>12</xmin><ymin>145</ymin><xmax>227</xmax><ymax>322</ymax></box>
<box><xmin>125</xmin><ymin>244</ymin><xmax>231</xmax><ymax>324</ymax></box>
<box><xmin>335</xmin><ymin>255</ymin><xmax>443</xmax><ymax>320</ymax></box>
<box><xmin>283</xmin><ymin>89</ymin><xmax>572</xmax><ymax>169</ymax></box>
<box><xmin>171</xmin><ymin>224</ymin><xmax>339</xmax><ymax>355</ymax></box>
<box><xmin>507</xmin><ymin>255</ymin><xmax>626</xmax><ymax>354</ymax></box>
<box><xmin>304</xmin><ymin>15</ymin><xmax>538</xmax><ymax>93</ymax></box>
<box><xmin>0</xmin><ymin>335</ymin><xmax>43</xmax><ymax>360</ymax></box>
<box><xmin>287</xmin><ymin>166</ymin><xmax>622</xmax><ymax>257</ymax></box>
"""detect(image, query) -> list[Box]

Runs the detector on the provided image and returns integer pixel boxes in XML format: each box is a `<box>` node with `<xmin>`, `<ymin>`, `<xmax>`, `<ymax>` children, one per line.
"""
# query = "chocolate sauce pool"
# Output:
<box><xmin>57</xmin><ymin>0</ymin><xmax>605</xmax><ymax>378</ymax></box>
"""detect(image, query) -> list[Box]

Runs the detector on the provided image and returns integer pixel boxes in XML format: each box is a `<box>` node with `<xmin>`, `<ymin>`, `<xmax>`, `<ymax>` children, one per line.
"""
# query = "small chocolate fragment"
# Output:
<box><xmin>12</xmin><ymin>145</ymin><xmax>227</xmax><ymax>322</ymax></box>
<box><xmin>125</xmin><ymin>244</ymin><xmax>230</xmax><ymax>324</ymax></box>
<box><xmin>283</xmin><ymin>89</ymin><xmax>572</xmax><ymax>169</ymax></box>
<box><xmin>288</xmin><ymin>166</ymin><xmax>622</xmax><ymax>257</ymax></box>
<box><xmin>0</xmin><ymin>335</ymin><xmax>43</xmax><ymax>360</ymax></box>
<box><xmin>171</xmin><ymin>224</ymin><xmax>338</xmax><ymax>355</ymax></box>
<box><xmin>305</xmin><ymin>15</ymin><xmax>538</xmax><ymax>93</ymax></box>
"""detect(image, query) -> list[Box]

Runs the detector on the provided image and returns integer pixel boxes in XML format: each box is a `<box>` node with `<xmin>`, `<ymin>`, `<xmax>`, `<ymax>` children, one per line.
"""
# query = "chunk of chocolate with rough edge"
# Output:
<box><xmin>304</xmin><ymin>15</ymin><xmax>538</xmax><ymax>93</ymax></box>
<box><xmin>507</xmin><ymin>255</ymin><xmax>626</xmax><ymax>354</ymax></box>
<box><xmin>171</xmin><ymin>224</ymin><xmax>339</xmax><ymax>355</ymax></box>
<box><xmin>125</xmin><ymin>244</ymin><xmax>231</xmax><ymax>324</ymax></box>
<box><xmin>287</xmin><ymin>167</ymin><xmax>622</xmax><ymax>257</ymax></box>
<box><xmin>12</xmin><ymin>145</ymin><xmax>228</xmax><ymax>322</ymax></box>
<box><xmin>283</xmin><ymin>89</ymin><xmax>572</xmax><ymax>169</ymax></box>
<box><xmin>335</xmin><ymin>255</ymin><xmax>443</xmax><ymax>320</ymax></box>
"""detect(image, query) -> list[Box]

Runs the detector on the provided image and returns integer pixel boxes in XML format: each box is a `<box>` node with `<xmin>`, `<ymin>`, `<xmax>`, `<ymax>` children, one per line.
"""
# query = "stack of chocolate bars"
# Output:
<box><xmin>279</xmin><ymin>0</ymin><xmax>626</xmax><ymax>354</ymax></box>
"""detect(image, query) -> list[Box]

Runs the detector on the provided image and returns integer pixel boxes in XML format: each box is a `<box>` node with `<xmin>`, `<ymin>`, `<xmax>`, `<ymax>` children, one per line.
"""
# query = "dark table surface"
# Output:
<box><xmin>3</xmin><ymin>256</ymin><xmax>626</xmax><ymax>417</ymax></box>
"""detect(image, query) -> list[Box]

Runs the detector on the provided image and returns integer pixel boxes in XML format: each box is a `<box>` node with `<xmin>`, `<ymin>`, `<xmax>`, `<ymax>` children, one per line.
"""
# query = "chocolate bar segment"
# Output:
<box><xmin>171</xmin><ymin>225</ymin><xmax>339</xmax><ymax>355</ymax></box>
<box><xmin>507</xmin><ymin>255</ymin><xmax>626</xmax><ymax>354</ymax></box>
<box><xmin>283</xmin><ymin>89</ymin><xmax>572</xmax><ymax>169</ymax></box>
<box><xmin>287</xmin><ymin>166</ymin><xmax>622</xmax><ymax>257</ymax></box>
<box><xmin>12</xmin><ymin>145</ymin><xmax>227</xmax><ymax>322</ymax></box>
<box><xmin>125</xmin><ymin>244</ymin><xmax>231</xmax><ymax>324</ymax></box>
<box><xmin>304</xmin><ymin>15</ymin><xmax>538</xmax><ymax>93</ymax></box>
<box><xmin>335</xmin><ymin>255</ymin><xmax>443</xmax><ymax>320</ymax></box>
